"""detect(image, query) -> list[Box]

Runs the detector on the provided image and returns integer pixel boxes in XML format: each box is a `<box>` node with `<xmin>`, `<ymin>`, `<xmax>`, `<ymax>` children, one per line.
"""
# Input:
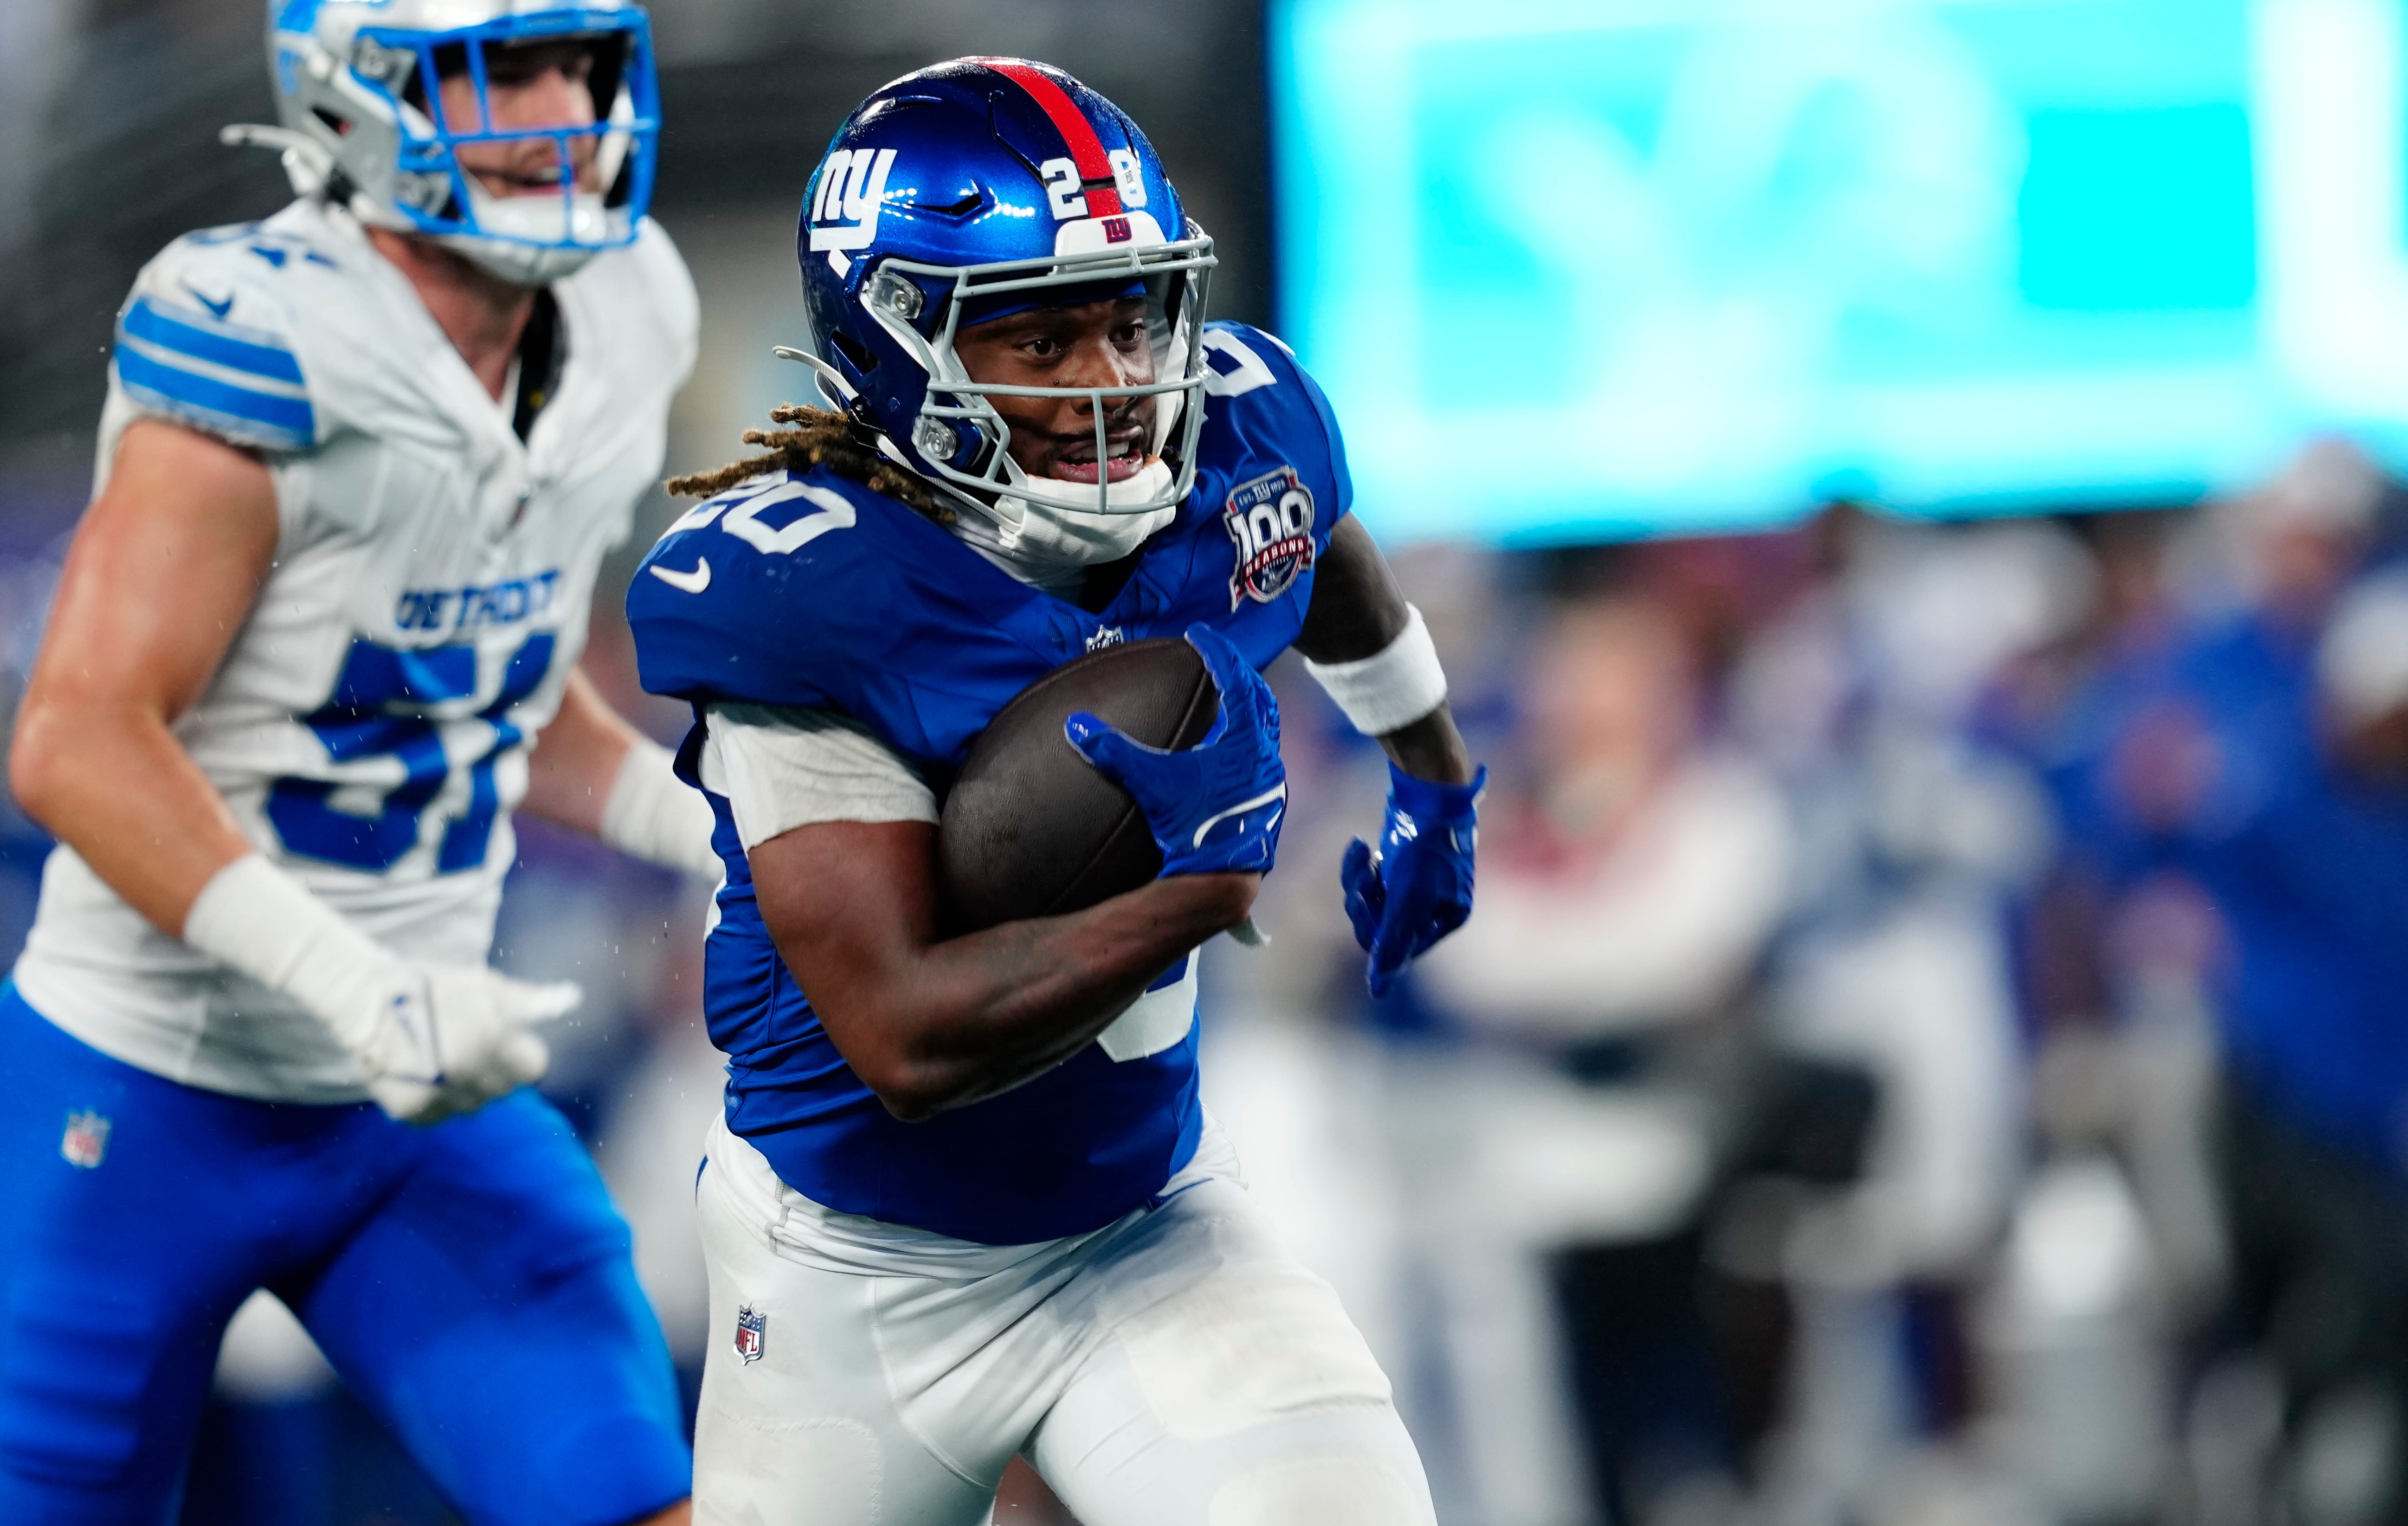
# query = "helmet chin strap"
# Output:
<box><xmin>350</xmin><ymin>191</ymin><xmax>601</xmax><ymax>285</ymax></box>
<box><xmin>433</xmin><ymin>227</ymin><xmax>604</xmax><ymax>286</ymax></box>
<box><xmin>436</xmin><ymin>179</ymin><xmax>611</xmax><ymax>284</ymax></box>
<box><xmin>949</xmin><ymin>458</ymin><xmax>1178</xmax><ymax>591</ymax></box>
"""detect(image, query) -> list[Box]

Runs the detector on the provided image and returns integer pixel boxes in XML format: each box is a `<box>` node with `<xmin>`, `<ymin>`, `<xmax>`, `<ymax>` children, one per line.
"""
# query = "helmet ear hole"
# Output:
<box><xmin>830</xmin><ymin>330</ymin><xmax>877</xmax><ymax>375</ymax></box>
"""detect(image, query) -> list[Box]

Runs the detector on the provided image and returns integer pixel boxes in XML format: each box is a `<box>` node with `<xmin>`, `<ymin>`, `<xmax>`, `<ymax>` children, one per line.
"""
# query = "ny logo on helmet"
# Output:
<box><xmin>1224</xmin><ymin>467</ymin><xmax>1316</xmax><ymax>610</ymax></box>
<box><xmin>808</xmin><ymin>148</ymin><xmax>898</xmax><ymax>274</ymax></box>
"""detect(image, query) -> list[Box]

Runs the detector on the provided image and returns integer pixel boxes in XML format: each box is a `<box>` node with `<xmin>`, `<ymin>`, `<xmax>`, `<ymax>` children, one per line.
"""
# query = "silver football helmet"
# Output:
<box><xmin>232</xmin><ymin>0</ymin><xmax>661</xmax><ymax>285</ymax></box>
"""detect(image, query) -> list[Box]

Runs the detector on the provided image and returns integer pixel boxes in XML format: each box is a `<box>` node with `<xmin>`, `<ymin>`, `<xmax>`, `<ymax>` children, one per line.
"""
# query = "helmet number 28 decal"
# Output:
<box><xmin>1039</xmin><ymin>151</ymin><xmax>1150</xmax><ymax>222</ymax></box>
<box><xmin>266</xmin><ymin>631</ymin><xmax>555</xmax><ymax>875</ymax></box>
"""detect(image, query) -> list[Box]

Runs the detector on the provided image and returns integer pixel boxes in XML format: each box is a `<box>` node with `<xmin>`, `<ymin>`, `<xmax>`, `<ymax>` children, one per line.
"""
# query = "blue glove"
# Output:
<box><xmin>1341</xmin><ymin>761</ymin><xmax>1485</xmax><ymax>997</ymax></box>
<box><xmin>1066</xmin><ymin>624</ymin><xmax>1287</xmax><ymax>878</ymax></box>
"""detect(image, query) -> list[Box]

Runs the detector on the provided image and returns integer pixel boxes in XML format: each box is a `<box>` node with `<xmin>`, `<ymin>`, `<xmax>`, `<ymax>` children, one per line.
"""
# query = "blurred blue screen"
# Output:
<box><xmin>1271</xmin><ymin>0</ymin><xmax>2408</xmax><ymax>541</ymax></box>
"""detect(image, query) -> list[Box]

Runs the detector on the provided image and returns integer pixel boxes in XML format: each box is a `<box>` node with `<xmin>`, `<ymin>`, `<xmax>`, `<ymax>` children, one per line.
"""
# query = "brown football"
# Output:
<box><xmin>936</xmin><ymin>637</ymin><xmax>1218</xmax><ymax>934</ymax></box>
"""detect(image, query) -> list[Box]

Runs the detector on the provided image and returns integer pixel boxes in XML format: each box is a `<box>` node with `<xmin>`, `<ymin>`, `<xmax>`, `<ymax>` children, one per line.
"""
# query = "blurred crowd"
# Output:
<box><xmin>2</xmin><ymin>442</ymin><xmax>2408</xmax><ymax>1526</ymax></box>
<box><xmin>1219</xmin><ymin>439</ymin><xmax>2408</xmax><ymax>1526</ymax></box>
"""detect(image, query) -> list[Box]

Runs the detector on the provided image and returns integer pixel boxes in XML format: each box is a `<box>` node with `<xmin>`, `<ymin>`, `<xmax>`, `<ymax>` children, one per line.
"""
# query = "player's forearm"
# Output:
<box><xmin>521</xmin><ymin>667</ymin><xmax>641</xmax><ymax>836</ymax></box>
<box><xmin>527</xmin><ymin>669</ymin><xmax>720</xmax><ymax>877</ymax></box>
<box><xmin>803</xmin><ymin>872</ymin><xmax>1256</xmax><ymax>1121</ymax></box>
<box><xmin>8</xmin><ymin>697</ymin><xmax>254</xmax><ymax>935</ymax></box>
<box><xmin>1298</xmin><ymin>518</ymin><xmax>1474</xmax><ymax>784</ymax></box>
<box><xmin>1378</xmin><ymin>702</ymin><xmax>1475</xmax><ymax>786</ymax></box>
<box><xmin>1294</xmin><ymin>516</ymin><xmax>1407</xmax><ymax>663</ymax></box>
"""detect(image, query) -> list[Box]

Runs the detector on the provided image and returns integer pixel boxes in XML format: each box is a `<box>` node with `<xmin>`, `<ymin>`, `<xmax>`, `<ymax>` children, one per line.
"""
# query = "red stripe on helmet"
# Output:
<box><xmin>976</xmin><ymin>58</ymin><xmax>1125</xmax><ymax>218</ymax></box>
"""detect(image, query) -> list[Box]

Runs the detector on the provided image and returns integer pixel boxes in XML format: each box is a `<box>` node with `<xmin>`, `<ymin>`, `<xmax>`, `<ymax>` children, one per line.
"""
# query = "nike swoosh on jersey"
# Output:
<box><xmin>185</xmin><ymin>284</ymin><xmax>235</xmax><ymax>320</ymax></box>
<box><xmin>649</xmin><ymin>558</ymin><xmax>711</xmax><ymax>593</ymax></box>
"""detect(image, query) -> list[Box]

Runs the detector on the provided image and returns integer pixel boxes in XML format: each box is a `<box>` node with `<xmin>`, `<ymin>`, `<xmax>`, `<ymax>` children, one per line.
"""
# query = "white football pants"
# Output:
<box><xmin>692</xmin><ymin>1115</ymin><xmax>1436</xmax><ymax>1526</ymax></box>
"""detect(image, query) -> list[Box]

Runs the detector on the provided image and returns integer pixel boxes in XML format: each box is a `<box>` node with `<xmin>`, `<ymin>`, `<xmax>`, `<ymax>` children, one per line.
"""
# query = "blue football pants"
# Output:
<box><xmin>0</xmin><ymin>984</ymin><xmax>691</xmax><ymax>1526</ymax></box>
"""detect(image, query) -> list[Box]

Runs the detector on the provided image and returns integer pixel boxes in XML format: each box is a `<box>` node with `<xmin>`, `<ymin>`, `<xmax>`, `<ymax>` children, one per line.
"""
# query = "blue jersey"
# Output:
<box><xmin>629</xmin><ymin>322</ymin><xmax>1349</xmax><ymax>1243</ymax></box>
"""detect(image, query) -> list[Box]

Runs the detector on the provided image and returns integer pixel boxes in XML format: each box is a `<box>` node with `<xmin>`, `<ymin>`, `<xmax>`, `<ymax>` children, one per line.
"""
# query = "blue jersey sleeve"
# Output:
<box><xmin>1302</xmin><ymin>364</ymin><xmax>1354</xmax><ymax>524</ymax></box>
<box><xmin>628</xmin><ymin>467</ymin><xmax>1091</xmax><ymax>765</ymax></box>
<box><xmin>631</xmin><ymin>471</ymin><xmax>862</xmax><ymax>712</ymax></box>
<box><xmin>1154</xmin><ymin>321</ymin><xmax>1357</xmax><ymax>666</ymax></box>
<box><xmin>1199</xmin><ymin>321</ymin><xmax>1353</xmax><ymax>528</ymax></box>
<box><xmin>1262</xmin><ymin>326</ymin><xmax>1354</xmax><ymax>523</ymax></box>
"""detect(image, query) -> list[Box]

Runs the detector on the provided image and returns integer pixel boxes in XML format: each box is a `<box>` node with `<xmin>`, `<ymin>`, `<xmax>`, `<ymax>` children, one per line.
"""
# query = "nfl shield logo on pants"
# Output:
<box><xmin>734</xmin><ymin>1306</ymin><xmax>766</xmax><ymax>1364</ymax></box>
<box><xmin>59</xmin><ymin>1110</ymin><xmax>110</xmax><ymax>1170</ymax></box>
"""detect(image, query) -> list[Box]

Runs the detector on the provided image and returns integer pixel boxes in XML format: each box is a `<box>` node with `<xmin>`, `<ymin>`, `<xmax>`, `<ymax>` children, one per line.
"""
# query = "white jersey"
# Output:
<box><xmin>12</xmin><ymin>197</ymin><xmax>697</xmax><ymax>1104</ymax></box>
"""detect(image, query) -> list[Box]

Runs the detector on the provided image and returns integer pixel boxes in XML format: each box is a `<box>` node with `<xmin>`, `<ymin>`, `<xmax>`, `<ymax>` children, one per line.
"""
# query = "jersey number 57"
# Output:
<box><xmin>266</xmin><ymin>632</ymin><xmax>553</xmax><ymax>874</ymax></box>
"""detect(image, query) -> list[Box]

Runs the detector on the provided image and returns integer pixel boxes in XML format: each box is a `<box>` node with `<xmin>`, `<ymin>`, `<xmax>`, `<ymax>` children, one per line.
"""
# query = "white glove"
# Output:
<box><xmin>355</xmin><ymin>962</ymin><xmax>576</xmax><ymax>1124</ymax></box>
<box><xmin>599</xmin><ymin>736</ymin><xmax>722</xmax><ymax>879</ymax></box>
<box><xmin>182</xmin><ymin>855</ymin><xmax>579</xmax><ymax>1124</ymax></box>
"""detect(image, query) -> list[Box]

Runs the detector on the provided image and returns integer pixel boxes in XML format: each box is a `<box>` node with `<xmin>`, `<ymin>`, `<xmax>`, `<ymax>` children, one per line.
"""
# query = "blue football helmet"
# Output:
<box><xmin>232</xmin><ymin>0</ymin><xmax>661</xmax><ymax>284</ymax></box>
<box><xmin>794</xmin><ymin>58</ymin><xmax>1217</xmax><ymax>522</ymax></box>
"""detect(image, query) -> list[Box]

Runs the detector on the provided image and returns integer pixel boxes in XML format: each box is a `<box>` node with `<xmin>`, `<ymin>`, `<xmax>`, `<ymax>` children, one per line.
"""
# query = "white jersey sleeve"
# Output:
<box><xmin>104</xmin><ymin>223</ymin><xmax>330</xmax><ymax>458</ymax></box>
<box><xmin>699</xmin><ymin>704</ymin><xmax>938</xmax><ymax>849</ymax></box>
<box><xmin>14</xmin><ymin>200</ymin><xmax>699</xmax><ymax>1104</ymax></box>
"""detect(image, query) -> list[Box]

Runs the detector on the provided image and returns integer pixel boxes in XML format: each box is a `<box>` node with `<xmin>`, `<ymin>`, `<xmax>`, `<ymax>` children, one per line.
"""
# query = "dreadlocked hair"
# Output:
<box><xmin>663</xmin><ymin>405</ymin><xmax>949</xmax><ymax>523</ymax></box>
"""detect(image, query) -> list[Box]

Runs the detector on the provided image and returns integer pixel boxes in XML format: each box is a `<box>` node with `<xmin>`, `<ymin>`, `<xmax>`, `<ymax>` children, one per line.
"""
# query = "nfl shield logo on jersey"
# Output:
<box><xmin>1224</xmin><ymin>467</ymin><xmax>1316</xmax><ymax>610</ymax></box>
<box><xmin>734</xmin><ymin>1306</ymin><xmax>767</xmax><ymax>1364</ymax></box>
<box><xmin>60</xmin><ymin>1109</ymin><xmax>111</xmax><ymax>1170</ymax></box>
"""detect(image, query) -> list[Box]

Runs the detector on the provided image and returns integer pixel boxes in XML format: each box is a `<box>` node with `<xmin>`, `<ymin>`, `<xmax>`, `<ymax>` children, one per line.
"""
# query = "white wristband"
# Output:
<box><xmin>181</xmin><ymin>854</ymin><xmax>407</xmax><ymax>1060</ymax></box>
<box><xmin>1302</xmin><ymin>603</ymin><xmax>1449</xmax><ymax>736</ymax></box>
<box><xmin>599</xmin><ymin>736</ymin><xmax>722</xmax><ymax>878</ymax></box>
